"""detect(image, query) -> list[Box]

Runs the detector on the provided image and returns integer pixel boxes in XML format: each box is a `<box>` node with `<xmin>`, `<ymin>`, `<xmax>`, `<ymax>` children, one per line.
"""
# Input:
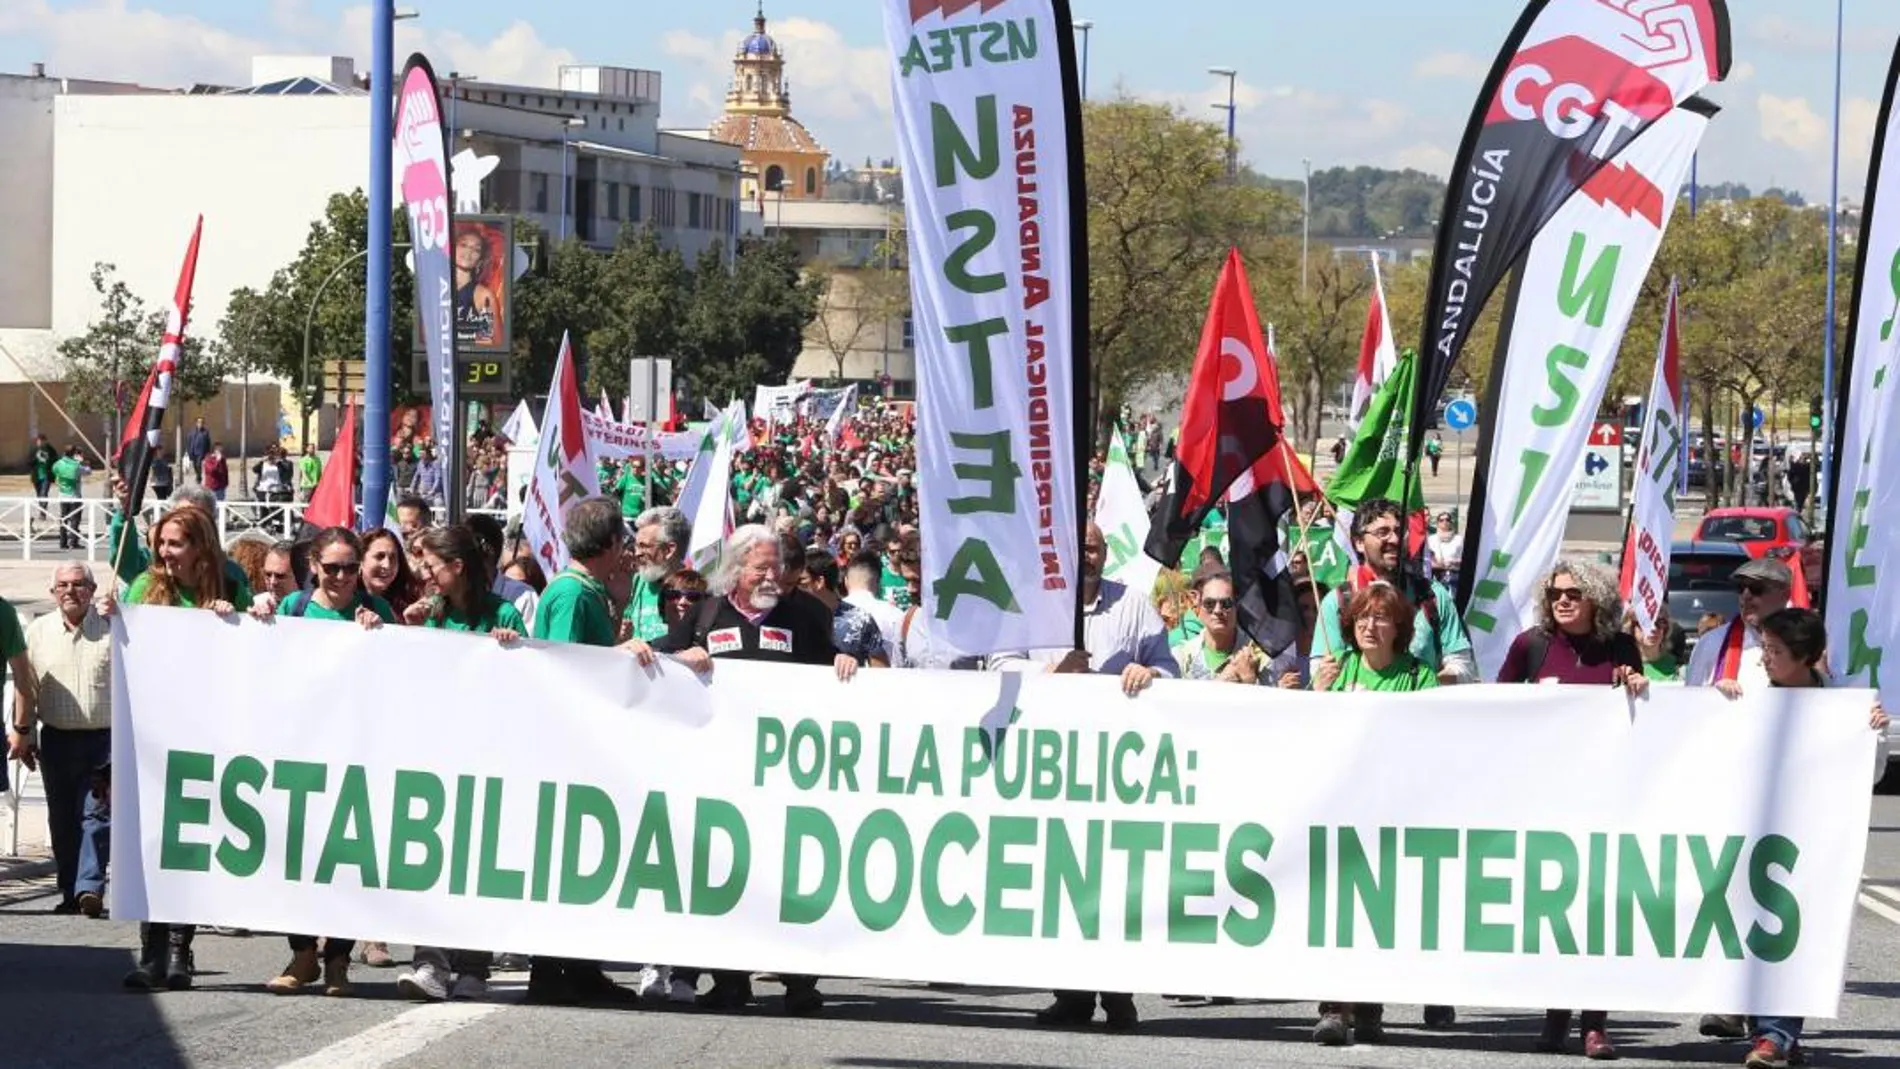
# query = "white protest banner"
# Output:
<box><xmin>521</xmin><ymin>332</ymin><xmax>597</xmax><ymax>575</ymax></box>
<box><xmin>753</xmin><ymin>381</ymin><xmax>810</xmax><ymax>428</ymax></box>
<box><xmin>1094</xmin><ymin>422</ymin><xmax>1160</xmax><ymax>599</ymax></box>
<box><xmin>114</xmin><ymin>606</ymin><xmax>1877</xmax><ymax>1016</ymax></box>
<box><xmin>579</xmin><ymin>409</ymin><xmax>748</xmax><ymax>463</ymax></box>
<box><xmin>1462</xmin><ymin>102</ymin><xmax>1711</xmax><ymax>678</ymax></box>
<box><xmin>1827</xmin><ymin>40</ymin><xmax>1900</xmax><ymax>708</ymax></box>
<box><xmin>1622</xmin><ymin>279</ymin><xmax>1685</xmax><ymax>635</ymax></box>
<box><xmin>498</xmin><ymin>399</ymin><xmax>537</xmax><ymax>446</ymax></box>
<box><xmin>886</xmin><ymin>0</ymin><xmax>1083</xmax><ymax>656</ymax></box>
<box><xmin>825</xmin><ymin>384</ymin><xmax>859</xmax><ymax>443</ymax></box>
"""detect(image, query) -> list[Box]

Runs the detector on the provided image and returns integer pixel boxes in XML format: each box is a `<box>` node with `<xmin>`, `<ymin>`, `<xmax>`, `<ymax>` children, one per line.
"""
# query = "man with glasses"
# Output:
<box><xmin>13</xmin><ymin>564</ymin><xmax>112</xmax><ymax>916</ymax></box>
<box><xmin>1315</xmin><ymin>497</ymin><xmax>1476</xmax><ymax>685</ymax></box>
<box><xmin>624</xmin><ymin>507</ymin><xmax>690</xmax><ymax>642</ymax></box>
<box><xmin>1683</xmin><ymin>557</ymin><xmax>1791</xmax><ymax>693</ymax></box>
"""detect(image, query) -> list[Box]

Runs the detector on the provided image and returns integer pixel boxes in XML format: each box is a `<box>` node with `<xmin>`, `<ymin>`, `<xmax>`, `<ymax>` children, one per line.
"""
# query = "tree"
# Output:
<box><xmin>678</xmin><ymin>237</ymin><xmax>822</xmax><ymax>405</ymax></box>
<box><xmin>1082</xmin><ymin>96</ymin><xmax>1299</xmax><ymax>438</ymax></box>
<box><xmin>60</xmin><ymin>262</ymin><xmax>221</xmax><ymax>451</ymax></box>
<box><xmin>577</xmin><ymin>228</ymin><xmax>690</xmax><ymax>403</ymax></box>
<box><xmin>804</xmin><ymin>256</ymin><xmax>909</xmax><ymax>382</ymax></box>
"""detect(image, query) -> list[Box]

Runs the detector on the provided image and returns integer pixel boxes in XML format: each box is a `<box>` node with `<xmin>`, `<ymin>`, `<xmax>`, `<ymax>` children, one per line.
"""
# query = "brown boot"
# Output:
<box><xmin>265</xmin><ymin>948</ymin><xmax>320</xmax><ymax>994</ymax></box>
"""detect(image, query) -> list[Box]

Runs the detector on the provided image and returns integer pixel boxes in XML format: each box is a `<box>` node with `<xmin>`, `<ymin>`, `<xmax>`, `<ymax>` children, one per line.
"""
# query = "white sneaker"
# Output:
<box><xmin>668</xmin><ymin>976</ymin><xmax>698</xmax><ymax>1004</ymax></box>
<box><xmin>450</xmin><ymin>973</ymin><xmax>488</xmax><ymax>1001</ymax></box>
<box><xmin>636</xmin><ymin>964</ymin><xmax>670</xmax><ymax>1001</ymax></box>
<box><xmin>396</xmin><ymin>963</ymin><xmax>449</xmax><ymax>1001</ymax></box>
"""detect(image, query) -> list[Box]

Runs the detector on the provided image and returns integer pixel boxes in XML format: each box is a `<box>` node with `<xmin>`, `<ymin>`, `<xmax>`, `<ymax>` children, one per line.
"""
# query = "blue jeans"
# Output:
<box><xmin>39</xmin><ymin>726</ymin><xmax>111</xmax><ymax>902</ymax></box>
<box><xmin>1754</xmin><ymin>1016</ymin><xmax>1803</xmax><ymax>1049</ymax></box>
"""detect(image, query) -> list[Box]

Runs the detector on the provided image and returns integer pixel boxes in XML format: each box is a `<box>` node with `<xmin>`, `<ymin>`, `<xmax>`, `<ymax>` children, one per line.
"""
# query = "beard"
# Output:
<box><xmin>640</xmin><ymin>561</ymin><xmax>674</xmax><ymax>585</ymax></box>
<box><xmin>749</xmin><ymin>580</ymin><xmax>782</xmax><ymax>611</ymax></box>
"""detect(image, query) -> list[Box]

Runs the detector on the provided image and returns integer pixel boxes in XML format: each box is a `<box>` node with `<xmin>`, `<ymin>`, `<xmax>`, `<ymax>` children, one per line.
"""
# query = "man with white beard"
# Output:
<box><xmin>624</xmin><ymin>506</ymin><xmax>691</xmax><ymax>641</ymax></box>
<box><xmin>633</xmin><ymin>524</ymin><xmax>851</xmax><ymax>1016</ymax></box>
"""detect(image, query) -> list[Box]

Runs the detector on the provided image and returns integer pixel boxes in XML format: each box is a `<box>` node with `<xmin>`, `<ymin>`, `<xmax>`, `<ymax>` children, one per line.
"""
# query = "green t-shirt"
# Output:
<box><xmin>124</xmin><ymin>565</ymin><xmax>252</xmax><ymax>609</ymax></box>
<box><xmin>52</xmin><ymin>456</ymin><xmax>85</xmax><ymax>496</ymax></box>
<box><xmin>0</xmin><ymin>596</ymin><xmax>25</xmax><ymax>699</ymax></box>
<box><xmin>298</xmin><ymin>454</ymin><xmax>322</xmax><ymax>488</ymax></box>
<box><xmin>31</xmin><ymin>446</ymin><xmax>56</xmax><ymax>482</ymax></box>
<box><xmin>532</xmin><ymin>569</ymin><xmax>617</xmax><ymax>647</ymax></box>
<box><xmin>424</xmin><ymin>592</ymin><xmax>525</xmax><ymax>634</ymax></box>
<box><xmin>108</xmin><ymin>513</ymin><xmax>253</xmax><ymax>606</ymax></box>
<box><xmin>1317</xmin><ymin>578</ymin><xmax>1469</xmax><ymax>670</ymax></box>
<box><xmin>614</xmin><ymin>467</ymin><xmax>648</xmax><ymax>519</ymax></box>
<box><xmin>1167</xmin><ymin>615</ymin><xmax>1205</xmax><ymax>647</ymax></box>
<box><xmin>281</xmin><ymin>590</ymin><xmax>396</xmax><ymax>623</ymax></box>
<box><xmin>879</xmin><ymin>564</ymin><xmax>911</xmax><ymax>611</ymax></box>
<box><xmin>621</xmin><ymin>573</ymin><xmax>669</xmax><ymax>641</ymax></box>
<box><xmin>1643</xmin><ymin>654</ymin><xmax>1683</xmax><ymax>682</ymax></box>
<box><xmin>1328</xmin><ymin>652</ymin><xmax>1439</xmax><ymax>693</ymax></box>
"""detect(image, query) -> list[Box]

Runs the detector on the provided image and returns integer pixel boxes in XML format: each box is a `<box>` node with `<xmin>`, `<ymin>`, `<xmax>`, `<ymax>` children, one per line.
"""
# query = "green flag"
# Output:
<box><xmin>1326</xmin><ymin>349</ymin><xmax>1425</xmax><ymax>513</ymax></box>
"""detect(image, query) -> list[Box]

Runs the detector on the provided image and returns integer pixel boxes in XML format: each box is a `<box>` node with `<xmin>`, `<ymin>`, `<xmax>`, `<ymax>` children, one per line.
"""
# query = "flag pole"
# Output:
<box><xmin>1277</xmin><ymin>437</ymin><xmax>1336</xmax><ymax>662</ymax></box>
<box><xmin>1821</xmin><ymin>0</ymin><xmax>1844</xmax><ymax>526</ymax></box>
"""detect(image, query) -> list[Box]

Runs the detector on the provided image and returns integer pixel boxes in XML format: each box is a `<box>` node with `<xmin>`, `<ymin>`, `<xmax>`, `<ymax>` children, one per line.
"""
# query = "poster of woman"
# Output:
<box><xmin>453</xmin><ymin>216</ymin><xmax>512</xmax><ymax>353</ymax></box>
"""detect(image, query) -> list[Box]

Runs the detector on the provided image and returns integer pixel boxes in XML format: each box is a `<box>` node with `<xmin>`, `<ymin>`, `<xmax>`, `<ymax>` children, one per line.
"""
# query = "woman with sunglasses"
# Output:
<box><xmin>250</xmin><ymin>526</ymin><xmax>390</xmax><ymax>997</ymax></box>
<box><xmin>1171</xmin><ymin>572</ymin><xmax>1264</xmax><ymax>684</ymax></box>
<box><xmin>118</xmin><ymin>506</ymin><xmax>238</xmax><ymax>992</ymax></box>
<box><xmin>660</xmin><ymin>568</ymin><xmax>709</xmax><ymax>627</ymax></box>
<box><xmin>1495</xmin><ymin>561</ymin><xmax>1644</xmax><ymax>1061</ymax></box>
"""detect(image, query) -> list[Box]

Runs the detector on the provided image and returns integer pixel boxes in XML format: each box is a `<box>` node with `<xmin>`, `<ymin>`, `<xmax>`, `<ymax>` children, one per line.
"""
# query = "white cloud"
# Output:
<box><xmin>1393</xmin><ymin>143</ymin><xmax>1454</xmax><ymax>176</ymax></box>
<box><xmin>1758</xmin><ymin>93</ymin><xmax>1828</xmax><ymax>154</ymax></box>
<box><xmin>1411</xmin><ymin>51</ymin><xmax>1486</xmax><ymax>82</ymax></box>
<box><xmin>1148</xmin><ymin>79</ymin><xmax>1438</xmax><ymax>181</ymax></box>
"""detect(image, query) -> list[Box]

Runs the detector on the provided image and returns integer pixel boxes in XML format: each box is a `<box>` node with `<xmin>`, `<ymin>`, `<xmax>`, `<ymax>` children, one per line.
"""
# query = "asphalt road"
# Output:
<box><xmin>4</xmin><ymin>796</ymin><xmax>1899</xmax><ymax>1069</ymax></box>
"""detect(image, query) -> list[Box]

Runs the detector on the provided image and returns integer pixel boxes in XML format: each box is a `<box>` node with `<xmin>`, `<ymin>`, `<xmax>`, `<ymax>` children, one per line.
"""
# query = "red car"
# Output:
<box><xmin>1692</xmin><ymin>507</ymin><xmax>1823</xmax><ymax>590</ymax></box>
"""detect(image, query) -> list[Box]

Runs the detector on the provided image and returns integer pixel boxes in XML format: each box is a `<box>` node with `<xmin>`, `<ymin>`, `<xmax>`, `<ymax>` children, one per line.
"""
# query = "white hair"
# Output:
<box><xmin>710</xmin><ymin>524</ymin><xmax>780</xmax><ymax>597</ymax></box>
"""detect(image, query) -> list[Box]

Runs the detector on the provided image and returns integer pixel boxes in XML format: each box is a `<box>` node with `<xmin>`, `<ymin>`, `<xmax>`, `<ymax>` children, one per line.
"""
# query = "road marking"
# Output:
<box><xmin>1859</xmin><ymin>891</ymin><xmax>1900</xmax><ymax>928</ymax></box>
<box><xmin>1868</xmin><ymin>884</ymin><xmax>1900</xmax><ymax>908</ymax></box>
<box><xmin>271</xmin><ymin>1003</ymin><xmax>503</xmax><ymax>1069</ymax></box>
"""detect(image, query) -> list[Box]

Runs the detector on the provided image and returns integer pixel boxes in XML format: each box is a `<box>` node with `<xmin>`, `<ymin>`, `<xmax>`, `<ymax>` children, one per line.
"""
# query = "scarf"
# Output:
<box><xmin>1717</xmin><ymin>617</ymin><xmax>1748</xmax><ymax>683</ymax></box>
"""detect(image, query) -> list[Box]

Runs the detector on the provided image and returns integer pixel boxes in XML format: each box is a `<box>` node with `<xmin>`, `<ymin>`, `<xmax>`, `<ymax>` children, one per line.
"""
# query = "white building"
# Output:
<box><xmin>0</xmin><ymin>55</ymin><xmax>743</xmax><ymax>385</ymax></box>
<box><xmin>764</xmin><ymin>198</ymin><xmax>915</xmax><ymax>395</ymax></box>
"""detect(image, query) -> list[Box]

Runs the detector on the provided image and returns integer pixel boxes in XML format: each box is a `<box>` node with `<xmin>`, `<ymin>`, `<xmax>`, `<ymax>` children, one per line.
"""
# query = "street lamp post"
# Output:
<box><xmin>1301</xmin><ymin>157</ymin><xmax>1312</xmax><ymax>296</ymax></box>
<box><xmin>1820</xmin><ymin>0</ymin><xmax>1843</xmax><ymax>525</ymax></box>
<box><xmin>559</xmin><ymin>116</ymin><xmax>584</xmax><ymax>242</ymax></box>
<box><xmin>1208</xmin><ymin>67</ymin><xmax>1237</xmax><ymax>179</ymax></box>
<box><xmin>1072</xmin><ymin>19</ymin><xmax>1093</xmax><ymax>99</ymax></box>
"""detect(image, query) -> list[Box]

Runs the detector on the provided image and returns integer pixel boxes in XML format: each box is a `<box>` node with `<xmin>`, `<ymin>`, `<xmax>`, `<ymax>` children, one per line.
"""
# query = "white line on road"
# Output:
<box><xmin>1865</xmin><ymin>884</ymin><xmax>1900</xmax><ymax>908</ymax></box>
<box><xmin>1859</xmin><ymin>891</ymin><xmax>1900</xmax><ymax>927</ymax></box>
<box><xmin>271</xmin><ymin>1003</ymin><xmax>503</xmax><ymax>1069</ymax></box>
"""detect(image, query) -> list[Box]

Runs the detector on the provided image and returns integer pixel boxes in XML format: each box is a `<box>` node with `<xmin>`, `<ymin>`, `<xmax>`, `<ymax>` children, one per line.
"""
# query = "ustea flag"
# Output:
<box><xmin>1408</xmin><ymin>0</ymin><xmax>1730</xmax><ymax>479</ymax></box>
<box><xmin>885</xmin><ymin>0</ymin><xmax>1087</xmax><ymax>656</ymax></box>
<box><xmin>1094</xmin><ymin>422</ymin><xmax>1160</xmax><ymax>600</ymax></box>
<box><xmin>1825</xmin><ymin>37</ymin><xmax>1900</xmax><ymax>708</ymax></box>
<box><xmin>1622</xmin><ymin>279</ymin><xmax>1685</xmax><ymax>636</ymax></box>
<box><xmin>394</xmin><ymin>55</ymin><xmax>456</xmax><ymax>462</ymax></box>
<box><xmin>522</xmin><ymin>333</ymin><xmax>598</xmax><ymax>575</ymax></box>
<box><xmin>1461</xmin><ymin>101</ymin><xmax>1711</xmax><ymax>677</ymax></box>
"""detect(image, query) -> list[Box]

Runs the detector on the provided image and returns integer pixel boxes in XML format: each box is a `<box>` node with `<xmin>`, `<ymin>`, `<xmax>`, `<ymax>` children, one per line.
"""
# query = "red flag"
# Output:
<box><xmin>120</xmin><ymin>217</ymin><xmax>203</xmax><ymax>463</ymax></box>
<box><xmin>304</xmin><ymin>402</ymin><xmax>359</xmax><ymax>529</ymax></box>
<box><xmin>1147</xmin><ymin>248</ymin><xmax>1308</xmax><ymax>654</ymax></box>
<box><xmin>1348</xmin><ymin>254</ymin><xmax>1397</xmax><ymax>427</ymax></box>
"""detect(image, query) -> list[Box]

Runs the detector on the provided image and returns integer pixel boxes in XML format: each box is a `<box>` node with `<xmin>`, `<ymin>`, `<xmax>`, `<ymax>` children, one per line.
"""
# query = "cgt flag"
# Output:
<box><xmin>117</xmin><ymin>216</ymin><xmax>204</xmax><ymax>554</ymax></box>
<box><xmin>1146</xmin><ymin>249</ymin><xmax>1311</xmax><ymax>655</ymax></box>
<box><xmin>1460</xmin><ymin>101</ymin><xmax>1710</xmax><ymax>678</ymax></box>
<box><xmin>1406</xmin><ymin>0</ymin><xmax>1731</xmax><ymax>486</ymax></box>
<box><xmin>1825</xmin><ymin>35</ymin><xmax>1900</xmax><ymax>708</ymax></box>
<box><xmin>522</xmin><ymin>332</ymin><xmax>599</xmax><ymax>576</ymax></box>
<box><xmin>884</xmin><ymin>0</ymin><xmax>1088</xmax><ymax>656</ymax></box>
<box><xmin>1621</xmin><ymin>278</ymin><xmax>1686</xmax><ymax>636</ymax></box>
<box><xmin>393</xmin><ymin>55</ymin><xmax>456</xmax><ymax>493</ymax></box>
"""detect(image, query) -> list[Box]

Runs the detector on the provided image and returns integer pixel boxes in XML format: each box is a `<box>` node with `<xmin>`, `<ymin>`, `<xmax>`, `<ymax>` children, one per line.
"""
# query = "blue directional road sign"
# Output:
<box><xmin>1443</xmin><ymin>398</ymin><xmax>1477</xmax><ymax>432</ymax></box>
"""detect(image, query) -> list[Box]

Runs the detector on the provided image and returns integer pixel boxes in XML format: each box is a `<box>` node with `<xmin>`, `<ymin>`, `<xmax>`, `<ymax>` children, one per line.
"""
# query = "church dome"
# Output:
<box><xmin>739</xmin><ymin>9</ymin><xmax>779</xmax><ymax>59</ymax></box>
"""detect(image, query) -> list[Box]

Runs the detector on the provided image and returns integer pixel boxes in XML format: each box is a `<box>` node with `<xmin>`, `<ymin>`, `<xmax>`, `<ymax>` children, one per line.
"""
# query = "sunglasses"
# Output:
<box><xmin>1548</xmin><ymin>587</ymin><xmax>1586</xmax><ymax>604</ymax></box>
<box><xmin>1735</xmin><ymin>580</ymin><xmax>1774</xmax><ymax>596</ymax></box>
<box><xmin>1200</xmin><ymin>597</ymin><xmax>1236</xmax><ymax>611</ymax></box>
<box><xmin>664</xmin><ymin>590</ymin><xmax>707</xmax><ymax>603</ymax></box>
<box><xmin>319</xmin><ymin>561</ymin><xmax>361</xmax><ymax>578</ymax></box>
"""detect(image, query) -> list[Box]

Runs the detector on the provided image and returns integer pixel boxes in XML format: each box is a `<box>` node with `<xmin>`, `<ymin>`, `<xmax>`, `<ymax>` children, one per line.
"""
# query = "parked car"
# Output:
<box><xmin>1665</xmin><ymin>541</ymin><xmax>1751</xmax><ymax>655</ymax></box>
<box><xmin>1693</xmin><ymin>507</ymin><xmax>1822</xmax><ymax>591</ymax></box>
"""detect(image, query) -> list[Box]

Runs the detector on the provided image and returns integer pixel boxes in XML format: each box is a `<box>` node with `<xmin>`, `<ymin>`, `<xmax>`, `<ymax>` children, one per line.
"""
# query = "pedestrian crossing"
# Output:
<box><xmin>1861</xmin><ymin>881</ymin><xmax>1900</xmax><ymax>926</ymax></box>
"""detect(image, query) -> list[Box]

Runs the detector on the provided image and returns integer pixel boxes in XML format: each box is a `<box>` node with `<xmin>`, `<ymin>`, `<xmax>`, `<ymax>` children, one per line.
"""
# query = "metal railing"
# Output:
<box><xmin>0</xmin><ymin>496</ymin><xmax>512</xmax><ymax>562</ymax></box>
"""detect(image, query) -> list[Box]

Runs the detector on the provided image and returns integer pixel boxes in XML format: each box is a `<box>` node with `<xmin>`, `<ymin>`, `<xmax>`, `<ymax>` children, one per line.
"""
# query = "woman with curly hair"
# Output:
<box><xmin>1497</xmin><ymin>560</ymin><xmax>1645</xmax><ymax>1061</ymax></box>
<box><xmin>118</xmin><ymin>506</ymin><xmax>239</xmax><ymax>992</ymax></box>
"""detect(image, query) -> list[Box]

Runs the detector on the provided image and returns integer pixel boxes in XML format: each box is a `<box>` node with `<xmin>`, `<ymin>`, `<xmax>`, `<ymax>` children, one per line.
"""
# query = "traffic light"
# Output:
<box><xmin>1809</xmin><ymin>395</ymin><xmax>1823</xmax><ymax>433</ymax></box>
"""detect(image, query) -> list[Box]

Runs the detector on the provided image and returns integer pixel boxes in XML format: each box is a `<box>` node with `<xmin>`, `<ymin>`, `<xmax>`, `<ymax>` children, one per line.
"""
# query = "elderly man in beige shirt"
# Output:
<box><xmin>13</xmin><ymin>562</ymin><xmax>113</xmax><ymax>916</ymax></box>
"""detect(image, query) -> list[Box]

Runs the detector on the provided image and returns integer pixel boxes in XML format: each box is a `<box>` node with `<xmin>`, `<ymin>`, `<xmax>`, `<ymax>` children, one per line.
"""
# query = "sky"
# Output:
<box><xmin>2</xmin><ymin>0</ymin><xmax>1897</xmax><ymax>203</ymax></box>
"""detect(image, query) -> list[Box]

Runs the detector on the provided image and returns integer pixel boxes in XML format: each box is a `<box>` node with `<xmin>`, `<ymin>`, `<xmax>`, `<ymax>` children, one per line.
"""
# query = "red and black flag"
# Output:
<box><xmin>1405</xmin><ymin>0</ymin><xmax>1731</xmax><ymax>480</ymax></box>
<box><xmin>1146</xmin><ymin>249</ymin><xmax>1317</xmax><ymax>655</ymax></box>
<box><xmin>119</xmin><ymin>217</ymin><xmax>203</xmax><ymax>511</ymax></box>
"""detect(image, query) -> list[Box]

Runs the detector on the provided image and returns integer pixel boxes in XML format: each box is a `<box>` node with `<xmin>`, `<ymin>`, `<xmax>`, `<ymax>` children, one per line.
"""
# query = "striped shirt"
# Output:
<box><xmin>24</xmin><ymin>608</ymin><xmax>112</xmax><ymax>731</ymax></box>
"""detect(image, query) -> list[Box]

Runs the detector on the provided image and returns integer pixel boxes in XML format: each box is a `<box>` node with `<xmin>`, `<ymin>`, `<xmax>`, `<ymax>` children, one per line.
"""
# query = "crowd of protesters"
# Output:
<box><xmin>0</xmin><ymin>400</ymin><xmax>1888</xmax><ymax>1069</ymax></box>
